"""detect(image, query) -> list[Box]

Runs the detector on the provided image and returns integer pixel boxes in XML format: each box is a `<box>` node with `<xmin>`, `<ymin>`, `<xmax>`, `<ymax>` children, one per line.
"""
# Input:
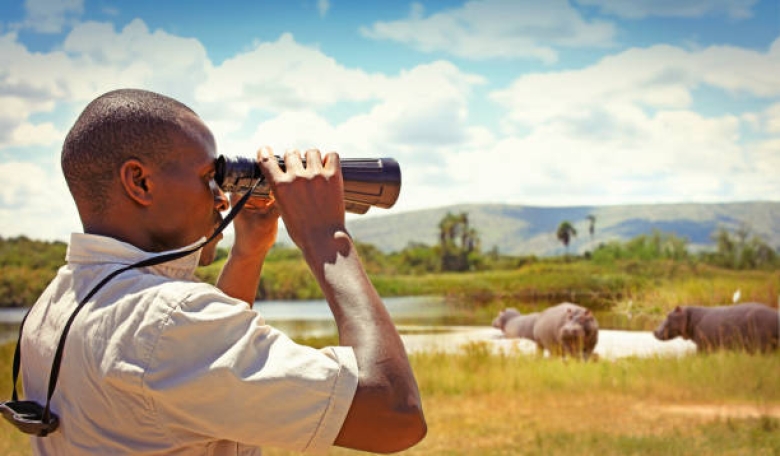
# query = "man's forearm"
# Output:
<box><xmin>301</xmin><ymin>231</ymin><xmax>399</xmax><ymax>349</ymax></box>
<box><xmin>304</xmin><ymin>231</ymin><xmax>426</xmax><ymax>452</ymax></box>
<box><xmin>216</xmin><ymin>250</ymin><xmax>266</xmax><ymax>306</ymax></box>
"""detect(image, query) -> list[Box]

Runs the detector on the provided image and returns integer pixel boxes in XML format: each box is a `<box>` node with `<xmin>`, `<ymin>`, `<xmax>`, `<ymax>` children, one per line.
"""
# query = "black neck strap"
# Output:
<box><xmin>7</xmin><ymin>182</ymin><xmax>258</xmax><ymax>435</ymax></box>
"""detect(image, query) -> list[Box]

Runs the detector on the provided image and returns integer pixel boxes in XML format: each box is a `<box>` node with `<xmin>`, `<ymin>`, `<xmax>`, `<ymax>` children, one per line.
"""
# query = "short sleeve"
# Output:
<box><xmin>142</xmin><ymin>287</ymin><xmax>358</xmax><ymax>454</ymax></box>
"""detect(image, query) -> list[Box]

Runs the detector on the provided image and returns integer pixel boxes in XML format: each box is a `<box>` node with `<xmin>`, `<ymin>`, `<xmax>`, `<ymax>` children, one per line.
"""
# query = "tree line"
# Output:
<box><xmin>0</xmin><ymin>213</ymin><xmax>777</xmax><ymax>308</ymax></box>
<box><xmin>555</xmin><ymin>215</ymin><xmax>777</xmax><ymax>269</ymax></box>
<box><xmin>0</xmin><ymin>236</ymin><xmax>67</xmax><ymax>307</ymax></box>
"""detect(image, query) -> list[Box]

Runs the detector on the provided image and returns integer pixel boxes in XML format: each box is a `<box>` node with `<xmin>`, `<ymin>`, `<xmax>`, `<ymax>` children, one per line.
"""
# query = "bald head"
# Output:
<box><xmin>61</xmin><ymin>89</ymin><xmax>202</xmax><ymax>216</ymax></box>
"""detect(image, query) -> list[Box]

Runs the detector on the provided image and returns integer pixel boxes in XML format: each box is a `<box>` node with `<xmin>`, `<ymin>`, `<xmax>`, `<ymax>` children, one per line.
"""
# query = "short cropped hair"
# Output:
<box><xmin>61</xmin><ymin>89</ymin><xmax>198</xmax><ymax>214</ymax></box>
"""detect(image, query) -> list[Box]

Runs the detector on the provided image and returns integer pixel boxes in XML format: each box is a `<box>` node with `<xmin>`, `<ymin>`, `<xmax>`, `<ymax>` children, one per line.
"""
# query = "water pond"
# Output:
<box><xmin>0</xmin><ymin>296</ymin><xmax>658</xmax><ymax>345</ymax></box>
<box><xmin>0</xmin><ymin>296</ymin><xmax>450</xmax><ymax>343</ymax></box>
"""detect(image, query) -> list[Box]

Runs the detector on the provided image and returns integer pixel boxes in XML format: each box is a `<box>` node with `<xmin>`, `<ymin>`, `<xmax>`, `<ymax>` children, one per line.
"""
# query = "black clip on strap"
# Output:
<box><xmin>1</xmin><ymin>180</ymin><xmax>261</xmax><ymax>437</ymax></box>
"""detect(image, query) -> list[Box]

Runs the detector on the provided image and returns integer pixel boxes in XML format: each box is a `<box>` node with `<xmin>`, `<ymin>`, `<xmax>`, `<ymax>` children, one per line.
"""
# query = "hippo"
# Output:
<box><xmin>532</xmin><ymin>303</ymin><xmax>599</xmax><ymax>360</ymax></box>
<box><xmin>653</xmin><ymin>302</ymin><xmax>779</xmax><ymax>353</ymax></box>
<box><xmin>492</xmin><ymin>308</ymin><xmax>538</xmax><ymax>341</ymax></box>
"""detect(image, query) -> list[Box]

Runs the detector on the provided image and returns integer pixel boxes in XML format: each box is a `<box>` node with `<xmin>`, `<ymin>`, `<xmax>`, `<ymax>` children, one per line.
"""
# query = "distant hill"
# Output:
<box><xmin>335</xmin><ymin>201</ymin><xmax>780</xmax><ymax>256</ymax></box>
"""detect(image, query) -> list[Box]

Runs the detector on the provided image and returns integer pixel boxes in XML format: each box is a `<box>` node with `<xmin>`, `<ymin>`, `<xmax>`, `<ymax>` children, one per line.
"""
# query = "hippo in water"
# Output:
<box><xmin>492</xmin><ymin>308</ymin><xmax>538</xmax><ymax>341</ymax></box>
<box><xmin>532</xmin><ymin>303</ymin><xmax>599</xmax><ymax>360</ymax></box>
<box><xmin>653</xmin><ymin>303</ymin><xmax>779</xmax><ymax>353</ymax></box>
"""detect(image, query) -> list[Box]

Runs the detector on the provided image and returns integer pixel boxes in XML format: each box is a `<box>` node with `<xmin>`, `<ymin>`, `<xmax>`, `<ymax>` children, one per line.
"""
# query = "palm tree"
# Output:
<box><xmin>586</xmin><ymin>215</ymin><xmax>596</xmax><ymax>240</ymax></box>
<box><xmin>438</xmin><ymin>211</ymin><xmax>479</xmax><ymax>271</ymax></box>
<box><xmin>556</xmin><ymin>221</ymin><xmax>577</xmax><ymax>257</ymax></box>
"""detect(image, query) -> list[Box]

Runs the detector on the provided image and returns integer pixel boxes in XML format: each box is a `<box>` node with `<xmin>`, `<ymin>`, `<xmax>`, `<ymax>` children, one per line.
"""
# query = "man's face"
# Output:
<box><xmin>148</xmin><ymin>114</ymin><xmax>228</xmax><ymax>257</ymax></box>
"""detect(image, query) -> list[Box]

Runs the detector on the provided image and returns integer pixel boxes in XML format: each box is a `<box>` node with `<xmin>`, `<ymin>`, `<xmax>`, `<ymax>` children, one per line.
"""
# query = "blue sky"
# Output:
<box><xmin>0</xmin><ymin>0</ymin><xmax>779</xmax><ymax>242</ymax></box>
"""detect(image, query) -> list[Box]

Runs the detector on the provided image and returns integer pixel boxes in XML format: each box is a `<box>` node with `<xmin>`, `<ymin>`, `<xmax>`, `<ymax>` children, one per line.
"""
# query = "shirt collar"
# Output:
<box><xmin>66</xmin><ymin>233</ymin><xmax>205</xmax><ymax>280</ymax></box>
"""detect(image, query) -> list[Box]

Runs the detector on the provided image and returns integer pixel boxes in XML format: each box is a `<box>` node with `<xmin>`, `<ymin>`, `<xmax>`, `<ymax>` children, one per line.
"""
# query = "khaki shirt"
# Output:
<box><xmin>21</xmin><ymin>233</ymin><xmax>358</xmax><ymax>455</ymax></box>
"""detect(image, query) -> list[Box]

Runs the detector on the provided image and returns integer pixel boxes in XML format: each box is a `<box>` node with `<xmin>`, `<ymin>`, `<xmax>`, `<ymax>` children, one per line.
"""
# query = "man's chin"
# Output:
<box><xmin>198</xmin><ymin>249</ymin><xmax>216</xmax><ymax>266</ymax></box>
<box><xmin>198</xmin><ymin>234</ymin><xmax>223</xmax><ymax>266</ymax></box>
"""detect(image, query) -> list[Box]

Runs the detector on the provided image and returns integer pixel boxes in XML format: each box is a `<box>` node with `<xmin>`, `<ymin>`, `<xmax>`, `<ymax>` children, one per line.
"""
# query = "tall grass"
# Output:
<box><xmin>1</xmin><ymin>341</ymin><xmax>778</xmax><ymax>456</ymax></box>
<box><xmin>0</xmin><ymin>342</ymin><xmax>32</xmax><ymax>455</ymax></box>
<box><xmin>403</xmin><ymin>346</ymin><xmax>780</xmax><ymax>456</ymax></box>
<box><xmin>413</xmin><ymin>342</ymin><xmax>779</xmax><ymax>403</ymax></box>
<box><xmin>291</xmin><ymin>347</ymin><xmax>780</xmax><ymax>455</ymax></box>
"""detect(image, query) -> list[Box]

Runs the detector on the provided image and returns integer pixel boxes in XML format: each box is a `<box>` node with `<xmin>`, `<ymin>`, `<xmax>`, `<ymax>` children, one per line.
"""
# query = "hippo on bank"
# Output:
<box><xmin>492</xmin><ymin>308</ymin><xmax>538</xmax><ymax>341</ymax></box>
<box><xmin>532</xmin><ymin>303</ymin><xmax>599</xmax><ymax>360</ymax></box>
<box><xmin>653</xmin><ymin>303</ymin><xmax>779</xmax><ymax>353</ymax></box>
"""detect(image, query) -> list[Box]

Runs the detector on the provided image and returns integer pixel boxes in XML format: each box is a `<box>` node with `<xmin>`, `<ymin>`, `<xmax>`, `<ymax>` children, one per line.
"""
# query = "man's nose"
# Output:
<box><xmin>215</xmin><ymin>191</ymin><xmax>229</xmax><ymax>212</ymax></box>
<box><xmin>210</xmin><ymin>179</ymin><xmax>230</xmax><ymax>212</ymax></box>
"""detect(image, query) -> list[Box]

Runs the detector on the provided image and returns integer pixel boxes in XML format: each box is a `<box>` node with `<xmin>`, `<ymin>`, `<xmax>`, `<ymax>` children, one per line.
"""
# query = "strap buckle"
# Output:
<box><xmin>1</xmin><ymin>400</ymin><xmax>60</xmax><ymax>437</ymax></box>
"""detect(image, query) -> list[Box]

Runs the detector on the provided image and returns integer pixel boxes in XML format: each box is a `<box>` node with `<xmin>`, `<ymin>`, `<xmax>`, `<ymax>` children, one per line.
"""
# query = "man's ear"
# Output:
<box><xmin>120</xmin><ymin>159</ymin><xmax>153</xmax><ymax>207</ymax></box>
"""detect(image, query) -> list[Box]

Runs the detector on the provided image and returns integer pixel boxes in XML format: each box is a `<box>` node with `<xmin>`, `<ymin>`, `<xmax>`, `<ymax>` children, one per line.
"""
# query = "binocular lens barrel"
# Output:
<box><xmin>214</xmin><ymin>155</ymin><xmax>402</xmax><ymax>214</ymax></box>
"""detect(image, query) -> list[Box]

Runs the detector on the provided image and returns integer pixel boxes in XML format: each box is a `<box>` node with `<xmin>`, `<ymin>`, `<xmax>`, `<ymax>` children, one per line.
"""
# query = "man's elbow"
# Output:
<box><xmin>376</xmin><ymin>403</ymin><xmax>428</xmax><ymax>454</ymax></box>
<box><xmin>396</xmin><ymin>403</ymin><xmax>428</xmax><ymax>451</ymax></box>
<box><xmin>338</xmin><ymin>373</ymin><xmax>428</xmax><ymax>453</ymax></box>
<box><xmin>403</xmin><ymin>410</ymin><xmax>428</xmax><ymax>451</ymax></box>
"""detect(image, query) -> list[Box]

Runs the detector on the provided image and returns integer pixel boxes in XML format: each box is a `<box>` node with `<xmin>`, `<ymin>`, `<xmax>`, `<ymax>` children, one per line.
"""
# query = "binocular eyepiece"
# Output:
<box><xmin>214</xmin><ymin>155</ymin><xmax>402</xmax><ymax>214</ymax></box>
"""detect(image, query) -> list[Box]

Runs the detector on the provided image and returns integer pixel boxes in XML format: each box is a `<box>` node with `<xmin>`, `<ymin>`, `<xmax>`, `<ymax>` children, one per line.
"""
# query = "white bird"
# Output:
<box><xmin>732</xmin><ymin>289</ymin><xmax>741</xmax><ymax>304</ymax></box>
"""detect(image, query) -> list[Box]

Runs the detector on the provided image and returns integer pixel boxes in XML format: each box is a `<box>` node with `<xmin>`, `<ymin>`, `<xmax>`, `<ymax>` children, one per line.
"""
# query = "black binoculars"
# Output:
<box><xmin>214</xmin><ymin>155</ymin><xmax>401</xmax><ymax>214</ymax></box>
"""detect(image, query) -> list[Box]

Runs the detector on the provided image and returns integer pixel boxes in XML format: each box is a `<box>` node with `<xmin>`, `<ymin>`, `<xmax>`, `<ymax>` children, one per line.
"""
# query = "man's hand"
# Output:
<box><xmin>229</xmin><ymin>192</ymin><xmax>279</xmax><ymax>258</ymax></box>
<box><xmin>256</xmin><ymin>147</ymin><xmax>346</xmax><ymax>255</ymax></box>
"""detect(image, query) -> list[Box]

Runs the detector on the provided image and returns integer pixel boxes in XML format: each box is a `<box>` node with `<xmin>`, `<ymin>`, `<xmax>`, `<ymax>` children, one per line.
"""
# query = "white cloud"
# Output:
<box><xmin>239</xmin><ymin>110</ymin><xmax>338</xmax><ymax>157</ymax></box>
<box><xmin>0</xmin><ymin>95</ymin><xmax>60</xmax><ymax>147</ymax></box>
<box><xmin>0</xmin><ymin>161</ymin><xmax>50</xmax><ymax>207</ymax></box>
<box><xmin>360</xmin><ymin>0</ymin><xmax>616</xmax><ymax>63</ymax></box>
<box><xmin>22</xmin><ymin>0</ymin><xmax>84</xmax><ymax>33</ymax></box>
<box><xmin>576</xmin><ymin>0</ymin><xmax>758</xmax><ymax>19</ymax></box>
<box><xmin>0</xmin><ymin>161</ymin><xmax>79</xmax><ymax>241</ymax></box>
<box><xmin>697</xmin><ymin>41</ymin><xmax>780</xmax><ymax>97</ymax></box>
<box><xmin>429</xmin><ymin>107</ymin><xmax>747</xmax><ymax>209</ymax></box>
<box><xmin>753</xmin><ymin>137</ymin><xmax>780</xmax><ymax>169</ymax></box>
<box><xmin>0</xmin><ymin>33</ymin><xmax>66</xmax><ymax>147</ymax></box>
<box><xmin>9</xmin><ymin>121</ymin><xmax>62</xmax><ymax>146</ymax></box>
<box><xmin>62</xmin><ymin>19</ymin><xmax>212</xmax><ymax>100</ymax></box>
<box><xmin>317</xmin><ymin>0</ymin><xmax>330</xmax><ymax>17</ymax></box>
<box><xmin>0</xmin><ymin>20</ymin><xmax>213</xmax><ymax>148</ymax></box>
<box><xmin>347</xmin><ymin>61</ymin><xmax>485</xmax><ymax>149</ymax></box>
<box><xmin>764</xmin><ymin>103</ymin><xmax>780</xmax><ymax>134</ymax></box>
<box><xmin>198</xmin><ymin>34</ymin><xmax>485</xmax><ymax>152</ymax></box>
<box><xmin>490</xmin><ymin>42</ymin><xmax>780</xmax><ymax>131</ymax></box>
<box><xmin>0</xmin><ymin>32</ymin><xmax>69</xmax><ymax>99</ymax></box>
<box><xmin>433</xmin><ymin>39</ymin><xmax>780</xmax><ymax>208</ymax></box>
<box><xmin>225</xmin><ymin>60</ymin><xmax>486</xmax><ymax>161</ymax></box>
<box><xmin>211</xmin><ymin>58</ymin><xmax>488</xmax><ymax>215</ymax></box>
<box><xmin>197</xmin><ymin>33</ymin><xmax>383</xmax><ymax>119</ymax></box>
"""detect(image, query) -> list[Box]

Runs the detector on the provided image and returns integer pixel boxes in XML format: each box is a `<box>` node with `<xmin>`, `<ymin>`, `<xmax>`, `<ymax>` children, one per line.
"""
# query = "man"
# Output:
<box><xmin>19</xmin><ymin>89</ymin><xmax>426</xmax><ymax>454</ymax></box>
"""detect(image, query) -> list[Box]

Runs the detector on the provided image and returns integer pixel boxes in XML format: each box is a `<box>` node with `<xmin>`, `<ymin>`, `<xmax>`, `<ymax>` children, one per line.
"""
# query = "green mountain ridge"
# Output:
<box><xmin>336</xmin><ymin>201</ymin><xmax>780</xmax><ymax>256</ymax></box>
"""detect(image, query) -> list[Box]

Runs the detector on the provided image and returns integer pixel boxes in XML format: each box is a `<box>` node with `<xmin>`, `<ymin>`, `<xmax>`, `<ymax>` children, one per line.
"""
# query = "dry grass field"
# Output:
<box><xmin>3</xmin><ymin>341</ymin><xmax>777</xmax><ymax>456</ymax></box>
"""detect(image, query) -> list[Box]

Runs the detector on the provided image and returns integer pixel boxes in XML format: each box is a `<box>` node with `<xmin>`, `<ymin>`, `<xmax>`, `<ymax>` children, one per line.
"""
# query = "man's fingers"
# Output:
<box><xmin>283</xmin><ymin>149</ymin><xmax>304</xmax><ymax>172</ymax></box>
<box><xmin>323</xmin><ymin>151</ymin><xmax>340</xmax><ymax>175</ymax></box>
<box><xmin>305</xmin><ymin>149</ymin><xmax>323</xmax><ymax>172</ymax></box>
<box><xmin>256</xmin><ymin>146</ymin><xmax>283</xmax><ymax>181</ymax></box>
